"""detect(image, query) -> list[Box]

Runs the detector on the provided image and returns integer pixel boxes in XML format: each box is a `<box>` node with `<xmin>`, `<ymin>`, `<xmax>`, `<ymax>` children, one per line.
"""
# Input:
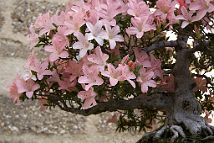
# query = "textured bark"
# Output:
<box><xmin>167</xmin><ymin>48</ymin><xmax>208</xmax><ymax>136</ymax></box>
<box><xmin>136</xmin><ymin>38</ymin><xmax>214</xmax><ymax>143</ymax></box>
<box><xmin>53</xmin><ymin>93</ymin><xmax>172</xmax><ymax>116</ymax></box>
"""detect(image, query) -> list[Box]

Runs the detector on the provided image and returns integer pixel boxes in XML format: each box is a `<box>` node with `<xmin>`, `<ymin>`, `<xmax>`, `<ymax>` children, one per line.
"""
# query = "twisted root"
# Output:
<box><xmin>137</xmin><ymin>123</ymin><xmax>214</xmax><ymax>143</ymax></box>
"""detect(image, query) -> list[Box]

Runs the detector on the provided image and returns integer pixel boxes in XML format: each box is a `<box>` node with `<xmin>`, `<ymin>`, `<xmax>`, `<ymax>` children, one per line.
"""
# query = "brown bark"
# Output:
<box><xmin>137</xmin><ymin>38</ymin><xmax>214</xmax><ymax>142</ymax></box>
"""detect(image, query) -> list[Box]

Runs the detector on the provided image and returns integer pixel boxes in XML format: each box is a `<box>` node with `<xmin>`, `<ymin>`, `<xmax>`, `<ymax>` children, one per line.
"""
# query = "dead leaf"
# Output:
<box><xmin>193</xmin><ymin>77</ymin><xmax>207</xmax><ymax>92</ymax></box>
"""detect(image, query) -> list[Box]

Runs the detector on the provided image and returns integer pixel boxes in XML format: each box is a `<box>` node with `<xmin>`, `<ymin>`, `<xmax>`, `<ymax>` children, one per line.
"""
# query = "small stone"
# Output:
<box><xmin>9</xmin><ymin>126</ymin><xmax>19</xmax><ymax>132</ymax></box>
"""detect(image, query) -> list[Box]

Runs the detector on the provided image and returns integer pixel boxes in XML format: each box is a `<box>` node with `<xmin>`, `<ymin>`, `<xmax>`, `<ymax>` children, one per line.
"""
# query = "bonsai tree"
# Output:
<box><xmin>9</xmin><ymin>0</ymin><xmax>214</xmax><ymax>142</ymax></box>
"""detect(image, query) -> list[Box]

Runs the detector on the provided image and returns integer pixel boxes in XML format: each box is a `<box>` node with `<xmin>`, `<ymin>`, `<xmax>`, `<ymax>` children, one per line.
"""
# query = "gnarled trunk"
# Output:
<box><xmin>137</xmin><ymin>48</ymin><xmax>214</xmax><ymax>143</ymax></box>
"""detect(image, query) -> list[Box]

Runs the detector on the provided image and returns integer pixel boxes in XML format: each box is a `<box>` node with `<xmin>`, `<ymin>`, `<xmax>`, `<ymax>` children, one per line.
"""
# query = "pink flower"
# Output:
<box><xmin>36</xmin><ymin>60</ymin><xmax>53</xmax><ymax>80</ymax></box>
<box><xmin>9</xmin><ymin>77</ymin><xmax>21</xmax><ymax>103</ymax></box>
<box><xmin>78</xmin><ymin>65</ymin><xmax>104</xmax><ymax>90</ymax></box>
<box><xmin>64</xmin><ymin>12</ymin><xmax>85</xmax><ymax>35</ymax></box>
<box><xmin>126</xmin><ymin>17</ymin><xmax>156</xmax><ymax>38</ymax></box>
<box><xmin>154</xmin><ymin>0</ymin><xmax>177</xmax><ymax>24</ymax></box>
<box><xmin>58</xmin><ymin>75</ymin><xmax>77</xmax><ymax>91</ymax></box>
<box><xmin>189</xmin><ymin>0</ymin><xmax>214</xmax><ymax>21</ymax></box>
<box><xmin>45</xmin><ymin>32</ymin><xmax>69</xmax><ymax>61</ymax></box>
<box><xmin>14</xmin><ymin>76</ymin><xmax>40</xmax><ymax>98</ymax></box>
<box><xmin>97</xmin><ymin>0</ymin><xmax>127</xmax><ymax>25</ymax></box>
<box><xmin>117</xmin><ymin>64</ymin><xmax>136</xmax><ymax>88</ymax></box>
<box><xmin>177</xmin><ymin>0</ymin><xmax>187</xmax><ymax>10</ymax></box>
<box><xmin>25</xmin><ymin>53</ymin><xmax>40</xmax><ymax>71</ymax></box>
<box><xmin>73</xmin><ymin>32</ymin><xmax>94</xmax><ymax>58</ymax></box>
<box><xmin>28</xmin><ymin>25</ymin><xmax>39</xmax><ymax>48</ymax></box>
<box><xmin>25</xmin><ymin>55</ymin><xmax>52</xmax><ymax>80</ymax></box>
<box><xmin>64</xmin><ymin>60</ymin><xmax>83</xmax><ymax>77</ymax></box>
<box><xmin>85</xmin><ymin>9</ymin><xmax>100</xmax><ymax>24</ymax></box>
<box><xmin>156</xmin><ymin>0</ymin><xmax>176</xmax><ymax>14</ymax></box>
<box><xmin>77</xmin><ymin>88</ymin><xmax>97</xmax><ymax>109</ymax></box>
<box><xmin>134</xmin><ymin>48</ymin><xmax>151</xmax><ymax>67</ymax></box>
<box><xmin>137</xmin><ymin>68</ymin><xmax>157</xmax><ymax>93</ymax></box>
<box><xmin>176</xmin><ymin>6</ymin><xmax>197</xmax><ymax>28</ymax></box>
<box><xmin>51</xmin><ymin>11</ymin><xmax>66</xmax><ymax>26</ymax></box>
<box><xmin>148</xmin><ymin>55</ymin><xmax>163</xmax><ymax>79</ymax></box>
<box><xmin>100</xmin><ymin>24</ymin><xmax>124</xmax><ymax>49</ymax></box>
<box><xmin>102</xmin><ymin>63</ymin><xmax>136</xmax><ymax>88</ymax></box>
<box><xmin>127</xmin><ymin>0</ymin><xmax>150</xmax><ymax>18</ymax></box>
<box><xmin>87</xmin><ymin>47</ymin><xmax>109</xmax><ymax>70</ymax></box>
<box><xmin>86</xmin><ymin>21</ymin><xmax>105</xmax><ymax>46</ymax></box>
<box><xmin>101</xmin><ymin>64</ymin><xmax>123</xmax><ymax>86</ymax></box>
<box><xmin>34</xmin><ymin>12</ymin><xmax>55</xmax><ymax>35</ymax></box>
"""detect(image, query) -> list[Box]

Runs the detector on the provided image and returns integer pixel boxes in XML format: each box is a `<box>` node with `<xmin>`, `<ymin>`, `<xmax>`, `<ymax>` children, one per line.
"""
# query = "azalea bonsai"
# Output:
<box><xmin>9</xmin><ymin>0</ymin><xmax>214</xmax><ymax>142</ymax></box>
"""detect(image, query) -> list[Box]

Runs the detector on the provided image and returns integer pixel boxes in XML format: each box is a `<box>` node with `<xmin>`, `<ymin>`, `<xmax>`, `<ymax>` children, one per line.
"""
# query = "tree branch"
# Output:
<box><xmin>144</xmin><ymin>40</ymin><xmax>177</xmax><ymax>52</ymax></box>
<box><xmin>188</xmin><ymin>40</ymin><xmax>214</xmax><ymax>58</ymax></box>
<box><xmin>52</xmin><ymin>93</ymin><xmax>172</xmax><ymax>116</ymax></box>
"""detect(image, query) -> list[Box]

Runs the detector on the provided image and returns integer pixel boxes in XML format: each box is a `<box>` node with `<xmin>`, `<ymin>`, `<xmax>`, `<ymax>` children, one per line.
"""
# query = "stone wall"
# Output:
<box><xmin>0</xmin><ymin>0</ymin><xmax>141</xmax><ymax>143</ymax></box>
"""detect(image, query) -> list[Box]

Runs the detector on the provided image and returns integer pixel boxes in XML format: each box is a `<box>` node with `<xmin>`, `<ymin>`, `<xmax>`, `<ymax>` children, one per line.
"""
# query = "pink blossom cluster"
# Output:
<box><xmin>10</xmin><ymin>0</ymin><xmax>214</xmax><ymax>109</ymax></box>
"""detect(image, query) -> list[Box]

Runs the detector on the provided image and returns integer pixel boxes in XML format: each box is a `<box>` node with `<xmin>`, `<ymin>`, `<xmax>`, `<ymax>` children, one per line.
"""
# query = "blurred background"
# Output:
<box><xmin>0</xmin><ymin>0</ymin><xmax>141</xmax><ymax>142</ymax></box>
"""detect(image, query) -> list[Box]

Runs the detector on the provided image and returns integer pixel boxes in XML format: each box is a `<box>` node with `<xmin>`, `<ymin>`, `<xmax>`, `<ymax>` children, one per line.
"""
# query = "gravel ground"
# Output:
<box><xmin>0</xmin><ymin>94</ymin><xmax>141</xmax><ymax>143</ymax></box>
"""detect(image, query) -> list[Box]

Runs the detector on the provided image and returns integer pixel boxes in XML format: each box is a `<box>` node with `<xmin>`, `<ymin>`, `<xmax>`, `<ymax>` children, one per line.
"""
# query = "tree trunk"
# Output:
<box><xmin>137</xmin><ymin>48</ymin><xmax>214</xmax><ymax>143</ymax></box>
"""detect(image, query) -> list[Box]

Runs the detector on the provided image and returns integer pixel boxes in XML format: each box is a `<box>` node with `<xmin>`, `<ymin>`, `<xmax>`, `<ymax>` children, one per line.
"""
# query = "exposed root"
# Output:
<box><xmin>154</xmin><ymin>125</ymin><xmax>186</xmax><ymax>142</ymax></box>
<box><xmin>137</xmin><ymin>124</ymin><xmax>214</xmax><ymax>143</ymax></box>
<box><xmin>182</xmin><ymin>118</ymin><xmax>213</xmax><ymax>137</ymax></box>
<box><xmin>154</xmin><ymin>125</ymin><xmax>168</xmax><ymax>139</ymax></box>
<box><xmin>170</xmin><ymin>125</ymin><xmax>185</xmax><ymax>142</ymax></box>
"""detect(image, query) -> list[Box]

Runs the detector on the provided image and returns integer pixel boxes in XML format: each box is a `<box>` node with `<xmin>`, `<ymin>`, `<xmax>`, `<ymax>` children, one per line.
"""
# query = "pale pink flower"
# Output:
<box><xmin>34</xmin><ymin>12</ymin><xmax>55</xmax><ymax>35</ymax></box>
<box><xmin>137</xmin><ymin>68</ymin><xmax>157</xmax><ymax>93</ymax></box>
<box><xmin>126</xmin><ymin>17</ymin><xmax>156</xmax><ymax>38</ymax></box>
<box><xmin>120</xmin><ymin>55</ymin><xmax>130</xmax><ymax>65</ymax></box>
<box><xmin>117</xmin><ymin>64</ymin><xmax>136</xmax><ymax>88</ymax></box>
<box><xmin>101</xmin><ymin>64</ymin><xmax>123</xmax><ymax>86</ymax></box>
<box><xmin>69</xmin><ymin>0</ymin><xmax>90</xmax><ymax>13</ymax></box>
<box><xmin>156</xmin><ymin>0</ymin><xmax>176</xmax><ymax>14</ymax></box>
<box><xmin>148</xmin><ymin>55</ymin><xmax>163</xmax><ymax>79</ymax></box>
<box><xmin>25</xmin><ymin>55</ymin><xmax>52</xmax><ymax>80</ymax></box>
<box><xmin>87</xmin><ymin>47</ymin><xmax>109</xmax><ymax>70</ymax></box>
<box><xmin>189</xmin><ymin>0</ymin><xmax>214</xmax><ymax>21</ymax></box>
<box><xmin>86</xmin><ymin>21</ymin><xmax>105</xmax><ymax>46</ymax></box>
<box><xmin>134</xmin><ymin>48</ymin><xmax>151</xmax><ymax>67</ymax></box>
<box><xmin>64</xmin><ymin>12</ymin><xmax>85</xmax><ymax>35</ymax></box>
<box><xmin>28</xmin><ymin>25</ymin><xmax>39</xmax><ymax>48</ymax></box>
<box><xmin>25</xmin><ymin>53</ymin><xmax>40</xmax><ymax>72</ymax></box>
<box><xmin>73</xmin><ymin>32</ymin><xmax>94</xmax><ymax>58</ymax></box>
<box><xmin>176</xmin><ymin>6</ymin><xmax>197</xmax><ymax>28</ymax></box>
<box><xmin>15</xmin><ymin>76</ymin><xmax>40</xmax><ymax>98</ymax></box>
<box><xmin>45</xmin><ymin>32</ymin><xmax>69</xmax><ymax>61</ymax></box>
<box><xmin>51</xmin><ymin>11</ymin><xmax>66</xmax><ymax>26</ymax></box>
<box><xmin>77</xmin><ymin>88</ymin><xmax>97</xmax><ymax>109</ymax></box>
<box><xmin>78</xmin><ymin>65</ymin><xmax>104</xmax><ymax>91</ymax></box>
<box><xmin>100</xmin><ymin>24</ymin><xmax>124</xmax><ymax>49</ymax></box>
<box><xmin>85</xmin><ymin>9</ymin><xmax>100</xmax><ymax>24</ymax></box>
<box><xmin>97</xmin><ymin>0</ymin><xmax>127</xmax><ymax>25</ymax></box>
<box><xmin>154</xmin><ymin>0</ymin><xmax>177</xmax><ymax>24</ymax></box>
<box><xmin>127</xmin><ymin>0</ymin><xmax>150</xmax><ymax>18</ymax></box>
<box><xmin>102</xmin><ymin>63</ymin><xmax>136</xmax><ymax>88</ymax></box>
<box><xmin>36</xmin><ymin>61</ymin><xmax>53</xmax><ymax>80</ymax></box>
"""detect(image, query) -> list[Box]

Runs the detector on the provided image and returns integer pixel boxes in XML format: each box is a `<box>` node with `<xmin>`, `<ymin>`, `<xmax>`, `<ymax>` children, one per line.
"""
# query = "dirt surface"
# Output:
<box><xmin>0</xmin><ymin>94</ymin><xmax>141</xmax><ymax>143</ymax></box>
